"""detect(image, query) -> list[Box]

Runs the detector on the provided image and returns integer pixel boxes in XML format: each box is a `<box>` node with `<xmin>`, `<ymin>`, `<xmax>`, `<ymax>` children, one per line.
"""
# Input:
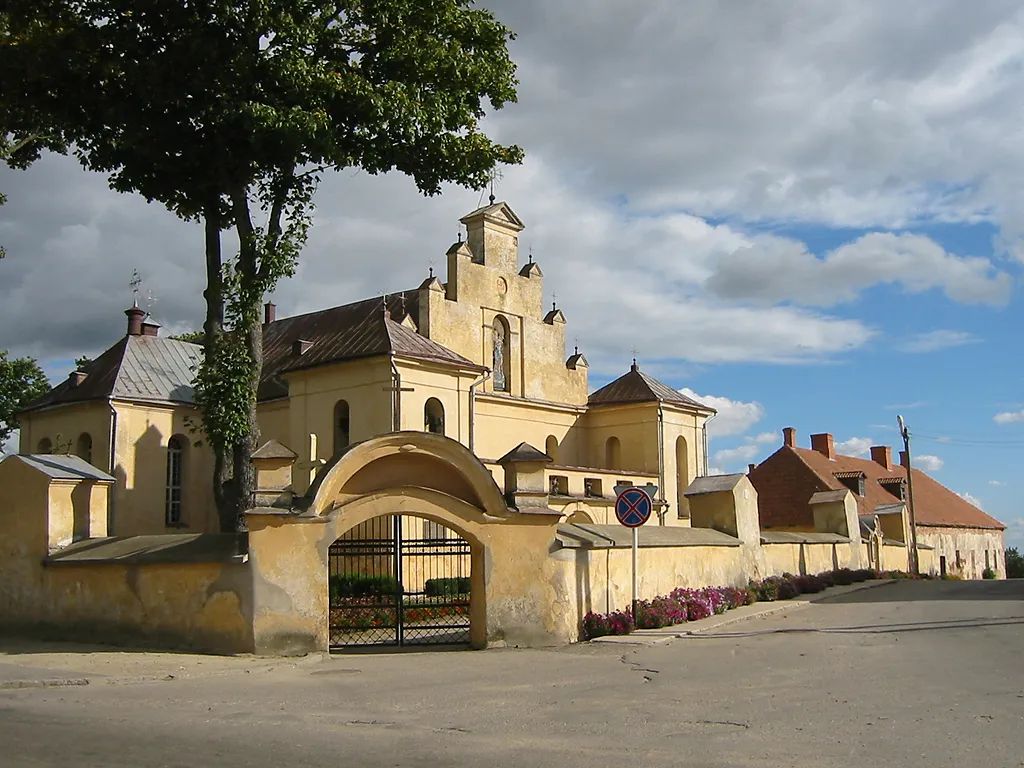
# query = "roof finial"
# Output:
<box><xmin>457</xmin><ymin>229</ymin><xmax>462</xmax><ymax>243</ymax></box>
<box><xmin>552</xmin><ymin>291</ymin><xmax>557</xmax><ymax>311</ymax></box>
<box><xmin>429</xmin><ymin>266</ymin><xmax>434</xmax><ymax>278</ymax></box>
<box><xmin>129</xmin><ymin>269</ymin><xmax>142</xmax><ymax>308</ymax></box>
<box><xmin>382</xmin><ymin>292</ymin><xmax>389</xmax><ymax>319</ymax></box>
<box><xmin>528</xmin><ymin>246</ymin><xmax>533</xmax><ymax>264</ymax></box>
<box><xmin>399</xmin><ymin>292</ymin><xmax>406</xmax><ymax>317</ymax></box>
<box><xmin>631</xmin><ymin>347</ymin><xmax>638</xmax><ymax>371</ymax></box>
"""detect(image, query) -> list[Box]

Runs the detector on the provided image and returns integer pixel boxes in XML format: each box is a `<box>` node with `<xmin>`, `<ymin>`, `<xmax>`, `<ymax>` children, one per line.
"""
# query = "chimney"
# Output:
<box><xmin>141</xmin><ymin>315</ymin><xmax>160</xmax><ymax>337</ymax></box>
<box><xmin>871</xmin><ymin>445</ymin><xmax>893</xmax><ymax>471</ymax></box>
<box><xmin>125</xmin><ymin>305</ymin><xmax>146</xmax><ymax>336</ymax></box>
<box><xmin>264</xmin><ymin>302</ymin><xmax>276</xmax><ymax>324</ymax></box>
<box><xmin>292</xmin><ymin>339</ymin><xmax>312</xmax><ymax>356</ymax></box>
<box><xmin>748</xmin><ymin>463</ymin><xmax>757</xmax><ymax>474</ymax></box>
<box><xmin>899</xmin><ymin>450</ymin><xmax>910</xmax><ymax>469</ymax></box>
<box><xmin>811</xmin><ymin>432</ymin><xmax>835</xmax><ymax>460</ymax></box>
<box><xmin>782</xmin><ymin>427</ymin><xmax>796</xmax><ymax>448</ymax></box>
<box><xmin>69</xmin><ymin>371</ymin><xmax>88</xmax><ymax>387</ymax></box>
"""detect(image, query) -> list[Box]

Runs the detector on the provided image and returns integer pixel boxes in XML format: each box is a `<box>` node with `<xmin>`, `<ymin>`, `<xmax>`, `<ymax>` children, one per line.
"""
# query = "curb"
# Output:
<box><xmin>590</xmin><ymin>580</ymin><xmax>896</xmax><ymax>646</ymax></box>
<box><xmin>0</xmin><ymin>678</ymin><xmax>91</xmax><ymax>690</ymax></box>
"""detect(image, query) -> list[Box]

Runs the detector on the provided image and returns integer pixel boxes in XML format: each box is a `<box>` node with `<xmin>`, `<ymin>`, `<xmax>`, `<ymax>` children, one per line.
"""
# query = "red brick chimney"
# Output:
<box><xmin>899</xmin><ymin>450</ymin><xmax>910</xmax><ymax>469</ymax></box>
<box><xmin>783</xmin><ymin>427</ymin><xmax>796</xmax><ymax>447</ymax></box>
<box><xmin>125</xmin><ymin>305</ymin><xmax>145</xmax><ymax>336</ymax></box>
<box><xmin>871</xmin><ymin>445</ymin><xmax>893</xmax><ymax>471</ymax></box>
<box><xmin>264</xmin><ymin>302</ymin><xmax>276</xmax><ymax>324</ymax></box>
<box><xmin>811</xmin><ymin>433</ymin><xmax>835</xmax><ymax>459</ymax></box>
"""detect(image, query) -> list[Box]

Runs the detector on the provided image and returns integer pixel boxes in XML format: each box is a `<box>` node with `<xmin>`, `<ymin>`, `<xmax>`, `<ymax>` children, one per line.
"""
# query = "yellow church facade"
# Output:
<box><xmin>18</xmin><ymin>200</ymin><xmax>715</xmax><ymax>536</ymax></box>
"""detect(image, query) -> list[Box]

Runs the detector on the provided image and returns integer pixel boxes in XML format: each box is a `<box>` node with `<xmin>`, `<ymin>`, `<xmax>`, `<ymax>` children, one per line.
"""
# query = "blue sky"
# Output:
<box><xmin>2</xmin><ymin>1</ymin><xmax>1023</xmax><ymax>548</ymax></box>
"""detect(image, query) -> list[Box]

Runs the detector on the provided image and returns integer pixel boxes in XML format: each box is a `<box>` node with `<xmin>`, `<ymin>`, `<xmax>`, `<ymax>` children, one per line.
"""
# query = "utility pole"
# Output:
<box><xmin>897</xmin><ymin>415</ymin><xmax>920</xmax><ymax>575</ymax></box>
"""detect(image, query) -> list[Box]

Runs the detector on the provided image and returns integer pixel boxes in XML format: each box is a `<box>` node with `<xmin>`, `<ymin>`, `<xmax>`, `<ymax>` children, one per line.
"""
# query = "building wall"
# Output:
<box><xmin>916</xmin><ymin>526</ymin><xmax>1006</xmax><ymax>579</ymax></box>
<box><xmin>110</xmin><ymin>401</ymin><xmax>218</xmax><ymax>535</ymax></box>
<box><xmin>19</xmin><ymin>401</ymin><xmax>113</xmax><ymax>468</ymax></box>
<box><xmin>762</xmin><ymin>542</ymin><xmax>858</xmax><ymax>576</ymax></box>
<box><xmin>473</xmin><ymin>395</ymin><xmax>582</xmax><ymax>463</ymax></box>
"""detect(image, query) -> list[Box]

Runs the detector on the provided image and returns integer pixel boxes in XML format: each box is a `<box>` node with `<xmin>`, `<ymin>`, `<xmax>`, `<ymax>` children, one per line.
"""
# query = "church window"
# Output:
<box><xmin>37</xmin><ymin>437</ymin><xmax>52</xmax><ymax>454</ymax></box>
<box><xmin>545</xmin><ymin>435</ymin><xmax>559</xmax><ymax>463</ymax></box>
<box><xmin>165</xmin><ymin>436</ymin><xmax>184</xmax><ymax>526</ymax></box>
<box><xmin>77</xmin><ymin>433</ymin><xmax>93</xmax><ymax>465</ymax></box>
<box><xmin>492</xmin><ymin>316</ymin><xmax>511</xmax><ymax>392</ymax></box>
<box><xmin>584</xmin><ymin>478</ymin><xmax>603</xmax><ymax>497</ymax></box>
<box><xmin>424</xmin><ymin>398</ymin><xmax>445</xmax><ymax>435</ymax></box>
<box><xmin>549</xmin><ymin>475</ymin><xmax>569</xmax><ymax>496</ymax></box>
<box><xmin>334</xmin><ymin>400</ymin><xmax>351</xmax><ymax>454</ymax></box>
<box><xmin>605</xmin><ymin>436</ymin><xmax>622</xmax><ymax>470</ymax></box>
<box><xmin>675</xmin><ymin>436</ymin><xmax>690</xmax><ymax>513</ymax></box>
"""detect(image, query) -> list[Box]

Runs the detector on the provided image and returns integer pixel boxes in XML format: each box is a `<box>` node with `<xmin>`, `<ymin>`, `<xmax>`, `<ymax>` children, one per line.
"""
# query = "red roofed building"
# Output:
<box><xmin>749</xmin><ymin>428</ymin><xmax>1006</xmax><ymax>579</ymax></box>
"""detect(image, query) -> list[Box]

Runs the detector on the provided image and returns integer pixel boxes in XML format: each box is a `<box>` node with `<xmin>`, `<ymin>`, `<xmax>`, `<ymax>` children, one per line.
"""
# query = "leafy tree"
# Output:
<box><xmin>2</xmin><ymin>1</ymin><xmax>522</xmax><ymax>530</ymax></box>
<box><xmin>1006</xmin><ymin>547</ymin><xmax>1024</xmax><ymax>579</ymax></box>
<box><xmin>0</xmin><ymin>351</ymin><xmax>50</xmax><ymax>452</ymax></box>
<box><xmin>170</xmin><ymin>331</ymin><xmax>207</xmax><ymax>346</ymax></box>
<box><xmin>74</xmin><ymin>356</ymin><xmax>92</xmax><ymax>370</ymax></box>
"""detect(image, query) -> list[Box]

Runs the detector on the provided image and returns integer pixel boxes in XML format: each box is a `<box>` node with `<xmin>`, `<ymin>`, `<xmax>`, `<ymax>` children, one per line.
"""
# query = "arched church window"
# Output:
<box><xmin>424</xmin><ymin>398</ymin><xmax>445</xmax><ymax>435</ymax></box>
<box><xmin>77</xmin><ymin>433</ymin><xmax>93</xmax><ymax>465</ymax></box>
<box><xmin>676</xmin><ymin>436</ymin><xmax>690</xmax><ymax>518</ymax></box>
<box><xmin>545</xmin><ymin>435</ymin><xmax>559</xmax><ymax>463</ymax></box>
<box><xmin>166</xmin><ymin>436</ymin><xmax>184</xmax><ymax>526</ymax></box>
<box><xmin>492</xmin><ymin>315</ymin><xmax>511</xmax><ymax>392</ymax></box>
<box><xmin>37</xmin><ymin>437</ymin><xmax>52</xmax><ymax>454</ymax></box>
<box><xmin>605</xmin><ymin>436</ymin><xmax>622</xmax><ymax>470</ymax></box>
<box><xmin>334</xmin><ymin>400</ymin><xmax>351</xmax><ymax>454</ymax></box>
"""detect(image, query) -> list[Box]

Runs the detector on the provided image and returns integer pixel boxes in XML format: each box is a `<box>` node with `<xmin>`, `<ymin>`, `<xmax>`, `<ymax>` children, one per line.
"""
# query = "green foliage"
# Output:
<box><xmin>169</xmin><ymin>331</ymin><xmax>206</xmax><ymax>346</ymax></box>
<box><xmin>73</xmin><ymin>356</ymin><xmax>92</xmax><ymax>370</ymax></box>
<box><xmin>982</xmin><ymin>567</ymin><xmax>996</xmax><ymax>580</ymax></box>
<box><xmin>1005</xmin><ymin>547</ymin><xmax>1024</xmax><ymax>579</ymax></box>
<box><xmin>0</xmin><ymin>350</ymin><xmax>50</xmax><ymax>451</ymax></box>
<box><xmin>329</xmin><ymin>574</ymin><xmax>402</xmax><ymax>600</ymax></box>
<box><xmin>424</xmin><ymin>577</ymin><xmax>471</xmax><ymax>596</ymax></box>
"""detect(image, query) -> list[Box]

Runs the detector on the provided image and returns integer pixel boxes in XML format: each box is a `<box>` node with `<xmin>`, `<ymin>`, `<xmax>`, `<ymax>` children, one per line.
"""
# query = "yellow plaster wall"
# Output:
<box><xmin>584</xmin><ymin>404</ymin><xmax>661</xmax><ymax>474</ymax></box>
<box><xmin>474</xmin><ymin>395</ymin><xmax>582</xmax><ymax>463</ymax></box>
<box><xmin>915</xmin><ymin>526</ymin><xmax>1005</xmax><ymax>579</ymax></box>
<box><xmin>19</xmin><ymin>401</ymin><xmax>112</xmax><ymax>466</ymax></box>
<box><xmin>762</xmin><ymin>542</ymin><xmax>855</xmax><ymax>576</ymax></box>
<box><xmin>881</xmin><ymin>543</ymin><xmax>910</xmax><ymax>572</ymax></box>
<box><xmin>393</xmin><ymin>361</ymin><xmax>474</xmax><ymax>446</ymax></box>
<box><xmin>111</xmin><ymin>401</ymin><xmax>218</xmax><ymax>535</ymax></box>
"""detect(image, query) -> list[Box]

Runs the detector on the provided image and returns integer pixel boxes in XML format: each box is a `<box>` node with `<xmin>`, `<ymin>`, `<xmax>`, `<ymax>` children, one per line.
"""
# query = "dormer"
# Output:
<box><xmin>833</xmin><ymin>470</ymin><xmax>866</xmax><ymax>497</ymax></box>
<box><xmin>460</xmin><ymin>200</ymin><xmax>525</xmax><ymax>273</ymax></box>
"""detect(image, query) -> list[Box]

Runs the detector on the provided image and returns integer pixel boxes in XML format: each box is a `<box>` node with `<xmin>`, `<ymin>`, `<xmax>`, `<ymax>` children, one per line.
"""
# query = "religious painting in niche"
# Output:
<box><xmin>493</xmin><ymin>315</ymin><xmax>510</xmax><ymax>392</ymax></box>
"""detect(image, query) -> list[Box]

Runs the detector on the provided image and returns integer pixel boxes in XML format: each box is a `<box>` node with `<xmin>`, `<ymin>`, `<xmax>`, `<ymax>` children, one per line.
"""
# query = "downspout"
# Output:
<box><xmin>389</xmin><ymin>356</ymin><xmax>402</xmax><ymax>432</ymax></box>
<box><xmin>107</xmin><ymin>402</ymin><xmax>118</xmax><ymax>533</ymax></box>
<box><xmin>702</xmin><ymin>412</ymin><xmax>716</xmax><ymax>477</ymax></box>
<box><xmin>657</xmin><ymin>405</ymin><xmax>666</xmax><ymax>526</ymax></box>
<box><xmin>467</xmin><ymin>369</ymin><xmax>492</xmax><ymax>454</ymax></box>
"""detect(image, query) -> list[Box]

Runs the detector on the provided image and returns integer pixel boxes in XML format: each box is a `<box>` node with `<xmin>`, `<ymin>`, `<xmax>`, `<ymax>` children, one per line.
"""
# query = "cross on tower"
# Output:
<box><xmin>129</xmin><ymin>270</ymin><xmax>142</xmax><ymax>307</ymax></box>
<box><xmin>551</xmin><ymin>291</ymin><xmax>558</xmax><ymax>311</ymax></box>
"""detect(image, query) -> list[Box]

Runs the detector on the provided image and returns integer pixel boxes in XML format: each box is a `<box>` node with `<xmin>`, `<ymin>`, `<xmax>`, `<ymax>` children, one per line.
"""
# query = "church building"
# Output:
<box><xmin>18</xmin><ymin>201</ymin><xmax>716</xmax><ymax>538</ymax></box>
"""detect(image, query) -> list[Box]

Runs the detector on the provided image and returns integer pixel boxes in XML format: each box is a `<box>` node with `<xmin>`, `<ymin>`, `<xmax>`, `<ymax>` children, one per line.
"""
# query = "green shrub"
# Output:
<box><xmin>329</xmin><ymin>574</ymin><xmax>402</xmax><ymax>600</ymax></box>
<box><xmin>982</xmin><ymin>567</ymin><xmax>996</xmax><ymax>580</ymax></box>
<box><xmin>424</xmin><ymin>577</ymin><xmax>471</xmax><ymax>596</ymax></box>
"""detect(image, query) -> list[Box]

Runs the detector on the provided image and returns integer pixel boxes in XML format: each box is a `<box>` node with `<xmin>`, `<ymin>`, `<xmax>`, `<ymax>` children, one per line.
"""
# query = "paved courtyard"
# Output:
<box><xmin>1</xmin><ymin>579</ymin><xmax>1022</xmax><ymax>767</ymax></box>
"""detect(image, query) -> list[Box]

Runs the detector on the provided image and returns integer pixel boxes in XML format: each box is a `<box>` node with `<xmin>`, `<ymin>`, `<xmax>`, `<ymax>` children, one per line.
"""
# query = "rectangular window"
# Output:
<box><xmin>549</xmin><ymin>476</ymin><xmax>569</xmax><ymax>496</ymax></box>
<box><xmin>584</xmin><ymin>478</ymin><xmax>603</xmax><ymax>498</ymax></box>
<box><xmin>165</xmin><ymin>443</ymin><xmax>183</xmax><ymax>526</ymax></box>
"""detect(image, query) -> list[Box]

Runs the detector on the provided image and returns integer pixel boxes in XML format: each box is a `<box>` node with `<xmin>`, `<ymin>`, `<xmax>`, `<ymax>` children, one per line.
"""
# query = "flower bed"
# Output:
<box><xmin>581</xmin><ymin>567</ymin><xmax>920</xmax><ymax>640</ymax></box>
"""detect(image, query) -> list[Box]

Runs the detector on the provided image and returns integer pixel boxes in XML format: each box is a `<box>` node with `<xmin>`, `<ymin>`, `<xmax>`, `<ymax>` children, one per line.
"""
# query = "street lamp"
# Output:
<box><xmin>897</xmin><ymin>415</ymin><xmax>920</xmax><ymax>575</ymax></box>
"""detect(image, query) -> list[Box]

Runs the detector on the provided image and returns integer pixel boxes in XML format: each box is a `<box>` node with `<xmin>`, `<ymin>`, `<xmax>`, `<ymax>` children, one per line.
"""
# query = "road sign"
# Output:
<box><xmin>615</xmin><ymin>486</ymin><xmax>653</xmax><ymax>529</ymax></box>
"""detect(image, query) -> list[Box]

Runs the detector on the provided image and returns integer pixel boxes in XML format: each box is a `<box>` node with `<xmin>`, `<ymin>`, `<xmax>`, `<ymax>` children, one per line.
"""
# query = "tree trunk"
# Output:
<box><xmin>202</xmin><ymin>207</ymin><xmax>235</xmax><ymax>533</ymax></box>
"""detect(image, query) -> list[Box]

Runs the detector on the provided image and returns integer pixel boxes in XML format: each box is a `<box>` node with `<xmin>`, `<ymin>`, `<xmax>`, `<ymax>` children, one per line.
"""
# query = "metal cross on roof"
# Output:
<box><xmin>129</xmin><ymin>270</ymin><xmax>142</xmax><ymax>306</ymax></box>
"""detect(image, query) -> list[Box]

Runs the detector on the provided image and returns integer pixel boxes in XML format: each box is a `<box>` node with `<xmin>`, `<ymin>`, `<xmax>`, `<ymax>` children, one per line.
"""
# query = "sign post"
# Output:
<box><xmin>614</xmin><ymin>485</ymin><xmax>656</xmax><ymax>626</ymax></box>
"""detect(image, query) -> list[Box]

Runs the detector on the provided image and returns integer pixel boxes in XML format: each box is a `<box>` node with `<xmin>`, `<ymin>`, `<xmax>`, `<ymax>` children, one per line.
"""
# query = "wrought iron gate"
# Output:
<box><xmin>328</xmin><ymin>515</ymin><xmax>472</xmax><ymax>648</ymax></box>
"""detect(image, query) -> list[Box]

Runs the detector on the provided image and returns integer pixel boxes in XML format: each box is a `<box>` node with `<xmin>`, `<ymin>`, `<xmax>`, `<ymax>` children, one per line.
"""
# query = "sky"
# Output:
<box><xmin>1</xmin><ymin>1</ymin><xmax>1023</xmax><ymax>548</ymax></box>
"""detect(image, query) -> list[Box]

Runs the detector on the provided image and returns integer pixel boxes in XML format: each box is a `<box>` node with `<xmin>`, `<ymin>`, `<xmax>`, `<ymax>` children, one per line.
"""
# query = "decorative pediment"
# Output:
<box><xmin>460</xmin><ymin>201</ymin><xmax>525</xmax><ymax>232</ymax></box>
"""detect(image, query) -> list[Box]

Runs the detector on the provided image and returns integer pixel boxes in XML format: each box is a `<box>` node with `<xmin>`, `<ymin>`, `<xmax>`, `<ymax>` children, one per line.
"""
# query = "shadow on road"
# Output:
<box><xmin>819</xmin><ymin>580</ymin><xmax>1024</xmax><ymax>603</ymax></box>
<box><xmin>691</xmin><ymin>615</ymin><xmax>1024</xmax><ymax>639</ymax></box>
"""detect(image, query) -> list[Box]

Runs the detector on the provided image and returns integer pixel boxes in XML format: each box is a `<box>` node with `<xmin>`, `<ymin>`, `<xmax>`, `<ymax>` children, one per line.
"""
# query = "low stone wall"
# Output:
<box><xmin>761</xmin><ymin>538</ymin><xmax>858</xmax><ymax>576</ymax></box>
<box><xmin>881</xmin><ymin>542</ymin><xmax>910</xmax><ymax>572</ymax></box>
<box><xmin>0</xmin><ymin>535</ymin><xmax>253</xmax><ymax>655</ymax></box>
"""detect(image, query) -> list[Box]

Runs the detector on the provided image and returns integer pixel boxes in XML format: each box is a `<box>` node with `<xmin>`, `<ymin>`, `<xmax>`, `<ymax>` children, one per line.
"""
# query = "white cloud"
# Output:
<box><xmin>713</xmin><ymin>444</ymin><xmax>761</xmax><ymax>467</ymax></box>
<box><xmin>994</xmin><ymin>409</ymin><xmax>1024</xmax><ymax>424</ymax></box>
<box><xmin>747</xmin><ymin>432</ymin><xmax>779</xmax><ymax>445</ymax></box>
<box><xmin>988</xmin><ymin>480</ymin><xmax>1006</xmax><ymax>486</ymax></box>
<box><xmin>706</xmin><ymin>466</ymin><xmax>727</xmax><ymax>477</ymax></box>
<box><xmin>1</xmin><ymin>429</ymin><xmax>18</xmax><ymax>455</ymax></box>
<box><xmin>956</xmin><ymin>491</ymin><xmax>984</xmax><ymax>509</ymax></box>
<box><xmin>916</xmin><ymin>454</ymin><xmax>945</xmax><ymax>471</ymax></box>
<box><xmin>705</xmin><ymin>233</ymin><xmax>1011</xmax><ymax>308</ymax></box>
<box><xmin>680</xmin><ymin>389</ymin><xmax>765</xmax><ymax>438</ymax></box>
<box><xmin>1004</xmin><ymin>517</ymin><xmax>1024</xmax><ymax>549</ymax></box>
<box><xmin>898</xmin><ymin>330</ymin><xmax>980</xmax><ymax>353</ymax></box>
<box><xmin>836</xmin><ymin>437</ymin><xmax>874</xmax><ymax>457</ymax></box>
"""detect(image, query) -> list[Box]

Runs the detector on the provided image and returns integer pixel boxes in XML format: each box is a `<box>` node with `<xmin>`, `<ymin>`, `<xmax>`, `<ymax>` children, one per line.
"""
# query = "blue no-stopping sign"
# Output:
<box><xmin>615</xmin><ymin>487</ymin><xmax>652</xmax><ymax>528</ymax></box>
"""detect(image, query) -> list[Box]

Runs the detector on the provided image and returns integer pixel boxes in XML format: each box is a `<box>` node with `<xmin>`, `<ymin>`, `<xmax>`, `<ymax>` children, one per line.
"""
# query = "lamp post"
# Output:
<box><xmin>897</xmin><ymin>415</ymin><xmax>920</xmax><ymax>575</ymax></box>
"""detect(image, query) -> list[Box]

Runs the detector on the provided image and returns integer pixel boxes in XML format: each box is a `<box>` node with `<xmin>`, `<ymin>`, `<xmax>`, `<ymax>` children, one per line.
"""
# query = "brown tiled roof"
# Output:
<box><xmin>588</xmin><ymin>364</ymin><xmax>714</xmax><ymax>411</ymax></box>
<box><xmin>22</xmin><ymin>335</ymin><xmax>202</xmax><ymax>412</ymax></box>
<box><xmin>750</xmin><ymin>444</ymin><xmax>1005</xmax><ymax>531</ymax></box>
<box><xmin>259</xmin><ymin>293</ymin><xmax>481</xmax><ymax>400</ymax></box>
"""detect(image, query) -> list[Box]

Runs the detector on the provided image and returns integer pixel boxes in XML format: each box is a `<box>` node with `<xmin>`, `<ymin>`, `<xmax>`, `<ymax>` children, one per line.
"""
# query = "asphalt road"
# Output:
<box><xmin>2</xmin><ymin>580</ymin><xmax>1022</xmax><ymax>767</ymax></box>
